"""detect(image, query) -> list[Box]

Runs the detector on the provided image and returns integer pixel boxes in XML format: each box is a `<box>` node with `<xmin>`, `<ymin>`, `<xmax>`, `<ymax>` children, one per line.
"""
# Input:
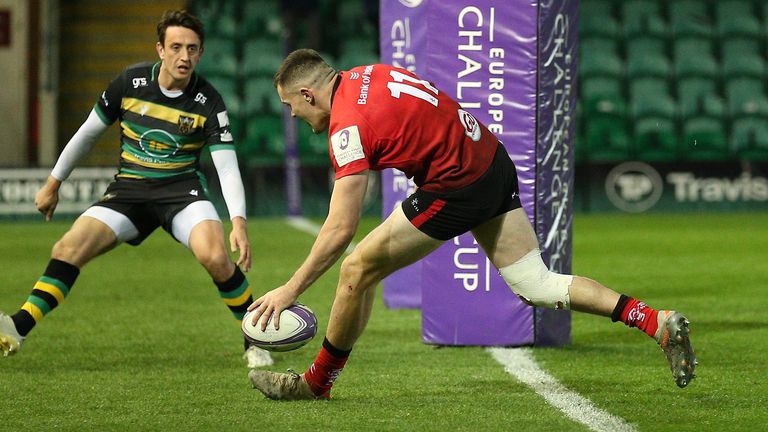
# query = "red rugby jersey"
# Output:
<box><xmin>328</xmin><ymin>64</ymin><xmax>498</xmax><ymax>193</ymax></box>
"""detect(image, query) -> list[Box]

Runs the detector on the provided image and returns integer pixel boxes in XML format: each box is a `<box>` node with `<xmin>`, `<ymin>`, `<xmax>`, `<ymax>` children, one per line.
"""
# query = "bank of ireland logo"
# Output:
<box><xmin>458</xmin><ymin>109</ymin><xmax>481</xmax><ymax>142</ymax></box>
<box><xmin>605</xmin><ymin>162</ymin><xmax>663</xmax><ymax>212</ymax></box>
<box><xmin>139</xmin><ymin>129</ymin><xmax>181</xmax><ymax>159</ymax></box>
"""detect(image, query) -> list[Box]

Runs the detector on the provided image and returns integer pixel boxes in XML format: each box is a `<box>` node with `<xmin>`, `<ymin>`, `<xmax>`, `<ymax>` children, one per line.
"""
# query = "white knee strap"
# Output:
<box><xmin>499</xmin><ymin>248</ymin><xmax>572</xmax><ymax>310</ymax></box>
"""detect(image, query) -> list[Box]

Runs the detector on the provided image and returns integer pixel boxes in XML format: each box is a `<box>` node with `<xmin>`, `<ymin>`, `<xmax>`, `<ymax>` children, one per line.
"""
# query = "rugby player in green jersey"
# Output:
<box><xmin>0</xmin><ymin>10</ymin><xmax>273</xmax><ymax>368</ymax></box>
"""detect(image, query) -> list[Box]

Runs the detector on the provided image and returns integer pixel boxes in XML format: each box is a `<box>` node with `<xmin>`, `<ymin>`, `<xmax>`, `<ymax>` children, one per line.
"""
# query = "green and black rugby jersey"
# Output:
<box><xmin>94</xmin><ymin>61</ymin><xmax>235</xmax><ymax>179</ymax></box>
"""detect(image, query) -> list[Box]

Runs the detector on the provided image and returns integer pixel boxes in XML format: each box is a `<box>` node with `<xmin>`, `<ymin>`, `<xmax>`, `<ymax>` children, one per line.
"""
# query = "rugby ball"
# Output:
<box><xmin>242</xmin><ymin>304</ymin><xmax>318</xmax><ymax>352</ymax></box>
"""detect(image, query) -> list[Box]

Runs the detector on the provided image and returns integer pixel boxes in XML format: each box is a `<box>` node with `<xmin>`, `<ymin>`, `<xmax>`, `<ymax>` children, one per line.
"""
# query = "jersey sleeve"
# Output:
<box><xmin>204</xmin><ymin>93</ymin><xmax>235</xmax><ymax>151</ymax></box>
<box><xmin>329</xmin><ymin>116</ymin><xmax>372</xmax><ymax>179</ymax></box>
<box><xmin>93</xmin><ymin>71</ymin><xmax>125</xmax><ymax>125</ymax></box>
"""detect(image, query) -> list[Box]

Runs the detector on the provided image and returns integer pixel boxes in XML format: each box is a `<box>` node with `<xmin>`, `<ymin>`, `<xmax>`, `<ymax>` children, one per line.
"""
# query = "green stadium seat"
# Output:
<box><xmin>633</xmin><ymin>117</ymin><xmax>679</xmax><ymax>162</ymax></box>
<box><xmin>579</xmin><ymin>0</ymin><xmax>621</xmax><ymax>38</ymax></box>
<box><xmin>672</xmin><ymin>38</ymin><xmax>719</xmax><ymax>79</ymax></box>
<box><xmin>574</xmin><ymin>102</ymin><xmax>588</xmax><ymax>163</ymax></box>
<box><xmin>241</xmin><ymin>116</ymin><xmax>285</xmax><ymax>166</ymax></box>
<box><xmin>681</xmin><ymin>117</ymin><xmax>730</xmax><ymax>161</ymax></box>
<box><xmin>629</xmin><ymin>78</ymin><xmax>677</xmax><ymax>120</ymax></box>
<box><xmin>297</xmin><ymin>122</ymin><xmax>329</xmax><ymax>166</ymax></box>
<box><xmin>197</xmin><ymin>35</ymin><xmax>240</xmax><ymax>79</ymax></box>
<box><xmin>625</xmin><ymin>37</ymin><xmax>671</xmax><ymax>78</ymax></box>
<box><xmin>579</xmin><ymin>37</ymin><xmax>623</xmax><ymax>80</ymax></box>
<box><xmin>721</xmin><ymin>38</ymin><xmax>765</xmax><ymax>78</ymax></box>
<box><xmin>212</xmin><ymin>11</ymin><xmax>239</xmax><ymax>40</ymax></box>
<box><xmin>676</xmin><ymin>77</ymin><xmax>725</xmax><ymax>119</ymax></box>
<box><xmin>243</xmin><ymin>77</ymin><xmax>282</xmax><ymax>116</ymax></box>
<box><xmin>725</xmin><ymin>77</ymin><xmax>768</xmax><ymax>118</ymax></box>
<box><xmin>242</xmin><ymin>38</ymin><xmax>284</xmax><ymax>77</ymax></box>
<box><xmin>622</xmin><ymin>0</ymin><xmax>668</xmax><ymax>39</ymax></box>
<box><xmin>584</xmin><ymin>116</ymin><xmax>631</xmax><ymax>162</ymax></box>
<box><xmin>730</xmin><ymin>118</ymin><xmax>768</xmax><ymax>160</ymax></box>
<box><xmin>581</xmin><ymin>76</ymin><xmax>625</xmax><ymax>118</ymax></box>
<box><xmin>241</xmin><ymin>0</ymin><xmax>281</xmax><ymax>38</ymax></box>
<box><xmin>669</xmin><ymin>1</ymin><xmax>713</xmax><ymax>39</ymax></box>
<box><xmin>716</xmin><ymin>0</ymin><xmax>762</xmax><ymax>40</ymax></box>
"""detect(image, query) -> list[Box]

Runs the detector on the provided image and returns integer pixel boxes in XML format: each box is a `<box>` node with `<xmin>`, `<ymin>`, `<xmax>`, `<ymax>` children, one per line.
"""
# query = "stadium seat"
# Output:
<box><xmin>629</xmin><ymin>78</ymin><xmax>677</xmax><ymax>121</ymax></box>
<box><xmin>672</xmin><ymin>38</ymin><xmax>719</xmax><ymax>79</ymax></box>
<box><xmin>243</xmin><ymin>77</ymin><xmax>282</xmax><ymax>117</ymax></box>
<box><xmin>337</xmin><ymin>39</ymin><xmax>379</xmax><ymax>71</ymax></box>
<box><xmin>633</xmin><ymin>117</ymin><xmax>679</xmax><ymax>162</ymax></box>
<box><xmin>211</xmin><ymin>10</ymin><xmax>240</xmax><ymax>41</ymax></box>
<box><xmin>581</xmin><ymin>76</ymin><xmax>625</xmax><ymax>118</ymax></box>
<box><xmin>242</xmin><ymin>38</ymin><xmax>284</xmax><ymax>77</ymax></box>
<box><xmin>241</xmin><ymin>0</ymin><xmax>281</xmax><ymax>38</ymax></box>
<box><xmin>730</xmin><ymin>118</ymin><xmax>768</xmax><ymax>160</ymax></box>
<box><xmin>681</xmin><ymin>117</ymin><xmax>730</xmax><ymax>161</ymax></box>
<box><xmin>579</xmin><ymin>37</ymin><xmax>623</xmax><ymax>80</ymax></box>
<box><xmin>584</xmin><ymin>116</ymin><xmax>632</xmax><ymax>162</ymax></box>
<box><xmin>622</xmin><ymin>0</ymin><xmax>668</xmax><ymax>40</ymax></box>
<box><xmin>579</xmin><ymin>0</ymin><xmax>621</xmax><ymax>38</ymax></box>
<box><xmin>297</xmin><ymin>122</ymin><xmax>330</xmax><ymax>166</ymax></box>
<box><xmin>196</xmin><ymin>36</ymin><xmax>239</xmax><ymax>79</ymax></box>
<box><xmin>676</xmin><ymin>77</ymin><xmax>725</xmax><ymax>119</ymax></box>
<box><xmin>625</xmin><ymin>37</ymin><xmax>671</xmax><ymax>79</ymax></box>
<box><xmin>725</xmin><ymin>77</ymin><xmax>768</xmax><ymax>118</ymax></box>
<box><xmin>715</xmin><ymin>0</ymin><xmax>762</xmax><ymax>40</ymax></box>
<box><xmin>241</xmin><ymin>115</ymin><xmax>285</xmax><ymax>166</ymax></box>
<box><xmin>721</xmin><ymin>38</ymin><xmax>765</xmax><ymax>79</ymax></box>
<box><xmin>669</xmin><ymin>0</ymin><xmax>713</xmax><ymax>39</ymax></box>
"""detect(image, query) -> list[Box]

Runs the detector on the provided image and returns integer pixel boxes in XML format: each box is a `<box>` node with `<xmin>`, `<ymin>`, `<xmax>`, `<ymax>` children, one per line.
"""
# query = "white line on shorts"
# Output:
<box><xmin>488</xmin><ymin>347</ymin><xmax>638</xmax><ymax>432</ymax></box>
<box><xmin>285</xmin><ymin>216</ymin><xmax>357</xmax><ymax>254</ymax></box>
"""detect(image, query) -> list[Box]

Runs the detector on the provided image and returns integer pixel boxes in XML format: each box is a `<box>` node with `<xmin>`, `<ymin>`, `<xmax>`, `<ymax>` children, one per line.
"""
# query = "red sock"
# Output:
<box><xmin>614</xmin><ymin>296</ymin><xmax>660</xmax><ymax>338</ymax></box>
<box><xmin>303</xmin><ymin>338</ymin><xmax>350</xmax><ymax>397</ymax></box>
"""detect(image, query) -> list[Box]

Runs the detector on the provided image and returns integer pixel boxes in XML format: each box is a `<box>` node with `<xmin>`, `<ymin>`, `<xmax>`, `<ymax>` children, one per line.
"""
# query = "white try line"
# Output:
<box><xmin>488</xmin><ymin>347</ymin><xmax>638</xmax><ymax>432</ymax></box>
<box><xmin>285</xmin><ymin>216</ymin><xmax>357</xmax><ymax>254</ymax></box>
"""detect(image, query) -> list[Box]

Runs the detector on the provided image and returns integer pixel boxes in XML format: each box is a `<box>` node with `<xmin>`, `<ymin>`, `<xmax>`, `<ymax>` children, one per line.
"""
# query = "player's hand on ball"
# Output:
<box><xmin>248</xmin><ymin>285</ymin><xmax>299</xmax><ymax>331</ymax></box>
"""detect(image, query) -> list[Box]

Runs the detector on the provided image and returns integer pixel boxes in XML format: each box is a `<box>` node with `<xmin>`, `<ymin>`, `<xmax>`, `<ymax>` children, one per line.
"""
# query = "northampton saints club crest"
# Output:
<box><xmin>178</xmin><ymin>115</ymin><xmax>195</xmax><ymax>134</ymax></box>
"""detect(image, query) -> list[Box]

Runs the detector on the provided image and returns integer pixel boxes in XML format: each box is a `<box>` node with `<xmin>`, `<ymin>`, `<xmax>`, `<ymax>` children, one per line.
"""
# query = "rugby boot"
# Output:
<box><xmin>655</xmin><ymin>310</ymin><xmax>697</xmax><ymax>388</ymax></box>
<box><xmin>249</xmin><ymin>369</ymin><xmax>329</xmax><ymax>400</ymax></box>
<box><xmin>0</xmin><ymin>312</ymin><xmax>24</xmax><ymax>357</ymax></box>
<box><xmin>243</xmin><ymin>343</ymin><xmax>274</xmax><ymax>368</ymax></box>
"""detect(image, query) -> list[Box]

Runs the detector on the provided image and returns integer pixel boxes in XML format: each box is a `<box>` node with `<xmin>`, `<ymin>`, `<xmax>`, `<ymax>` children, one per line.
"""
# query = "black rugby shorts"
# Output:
<box><xmin>91</xmin><ymin>173</ymin><xmax>210</xmax><ymax>245</ymax></box>
<box><xmin>401</xmin><ymin>143</ymin><xmax>522</xmax><ymax>241</ymax></box>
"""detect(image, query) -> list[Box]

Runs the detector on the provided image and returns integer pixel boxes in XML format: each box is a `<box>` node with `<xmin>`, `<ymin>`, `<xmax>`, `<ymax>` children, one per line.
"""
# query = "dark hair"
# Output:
<box><xmin>274</xmin><ymin>48</ymin><xmax>335</xmax><ymax>90</ymax></box>
<box><xmin>157</xmin><ymin>10</ymin><xmax>205</xmax><ymax>47</ymax></box>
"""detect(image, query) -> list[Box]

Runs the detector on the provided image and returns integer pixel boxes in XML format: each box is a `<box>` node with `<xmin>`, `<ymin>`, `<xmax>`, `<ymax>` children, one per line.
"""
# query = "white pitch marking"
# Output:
<box><xmin>285</xmin><ymin>216</ymin><xmax>357</xmax><ymax>254</ymax></box>
<box><xmin>489</xmin><ymin>347</ymin><xmax>638</xmax><ymax>432</ymax></box>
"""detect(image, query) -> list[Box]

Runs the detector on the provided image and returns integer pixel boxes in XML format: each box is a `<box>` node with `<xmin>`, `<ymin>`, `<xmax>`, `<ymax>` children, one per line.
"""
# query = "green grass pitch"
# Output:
<box><xmin>1</xmin><ymin>212</ymin><xmax>766</xmax><ymax>431</ymax></box>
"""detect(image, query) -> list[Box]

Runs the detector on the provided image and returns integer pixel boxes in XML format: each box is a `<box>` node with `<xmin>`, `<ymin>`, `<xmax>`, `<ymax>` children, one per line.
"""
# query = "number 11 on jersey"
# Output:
<box><xmin>386</xmin><ymin>70</ymin><xmax>439</xmax><ymax>107</ymax></box>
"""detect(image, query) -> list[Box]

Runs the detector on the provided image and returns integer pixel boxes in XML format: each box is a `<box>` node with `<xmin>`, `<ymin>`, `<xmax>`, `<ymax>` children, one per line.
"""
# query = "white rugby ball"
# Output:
<box><xmin>242</xmin><ymin>304</ymin><xmax>318</xmax><ymax>352</ymax></box>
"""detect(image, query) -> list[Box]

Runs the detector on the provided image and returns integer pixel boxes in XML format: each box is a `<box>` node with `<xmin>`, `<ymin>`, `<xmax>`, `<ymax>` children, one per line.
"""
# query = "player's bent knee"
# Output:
<box><xmin>499</xmin><ymin>249</ymin><xmax>572</xmax><ymax>310</ymax></box>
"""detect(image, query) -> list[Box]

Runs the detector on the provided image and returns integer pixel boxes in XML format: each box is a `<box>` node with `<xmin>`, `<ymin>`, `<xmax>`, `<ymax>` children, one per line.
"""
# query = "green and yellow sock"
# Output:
<box><xmin>12</xmin><ymin>259</ymin><xmax>80</xmax><ymax>336</ymax></box>
<box><xmin>215</xmin><ymin>267</ymin><xmax>253</xmax><ymax>322</ymax></box>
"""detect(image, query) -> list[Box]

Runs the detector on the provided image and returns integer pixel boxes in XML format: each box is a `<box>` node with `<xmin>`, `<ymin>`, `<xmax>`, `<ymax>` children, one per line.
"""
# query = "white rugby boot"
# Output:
<box><xmin>244</xmin><ymin>344</ymin><xmax>274</xmax><ymax>368</ymax></box>
<box><xmin>654</xmin><ymin>310</ymin><xmax>697</xmax><ymax>388</ymax></box>
<box><xmin>0</xmin><ymin>312</ymin><xmax>24</xmax><ymax>357</ymax></box>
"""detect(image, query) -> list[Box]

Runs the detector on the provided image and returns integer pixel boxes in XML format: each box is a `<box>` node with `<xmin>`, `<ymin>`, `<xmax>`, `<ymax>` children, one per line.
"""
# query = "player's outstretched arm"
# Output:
<box><xmin>248</xmin><ymin>172</ymin><xmax>369</xmax><ymax>330</ymax></box>
<box><xmin>39</xmin><ymin>108</ymin><xmax>109</xmax><ymax>221</ymax></box>
<box><xmin>229</xmin><ymin>216</ymin><xmax>251</xmax><ymax>272</ymax></box>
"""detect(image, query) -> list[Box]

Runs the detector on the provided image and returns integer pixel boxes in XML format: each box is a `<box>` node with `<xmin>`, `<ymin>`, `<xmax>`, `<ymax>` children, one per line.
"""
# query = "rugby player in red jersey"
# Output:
<box><xmin>247</xmin><ymin>49</ymin><xmax>697</xmax><ymax>399</ymax></box>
